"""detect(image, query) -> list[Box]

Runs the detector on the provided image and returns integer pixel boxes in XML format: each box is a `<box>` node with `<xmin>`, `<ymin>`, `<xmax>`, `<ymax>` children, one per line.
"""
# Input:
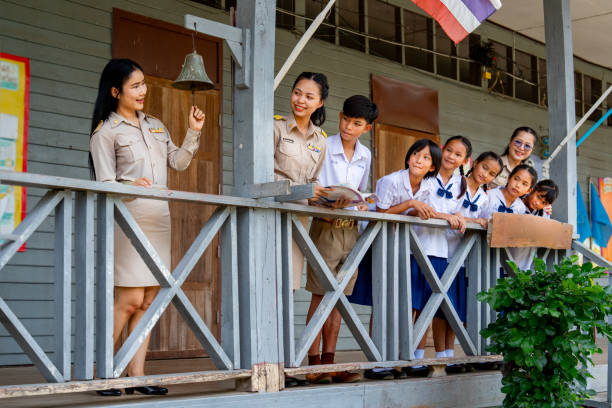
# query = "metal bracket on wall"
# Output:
<box><xmin>185</xmin><ymin>14</ymin><xmax>251</xmax><ymax>89</ymax></box>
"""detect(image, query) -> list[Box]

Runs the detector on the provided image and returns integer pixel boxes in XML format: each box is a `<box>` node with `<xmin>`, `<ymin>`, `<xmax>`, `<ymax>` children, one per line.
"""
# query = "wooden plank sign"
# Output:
<box><xmin>488</xmin><ymin>213</ymin><xmax>573</xmax><ymax>249</ymax></box>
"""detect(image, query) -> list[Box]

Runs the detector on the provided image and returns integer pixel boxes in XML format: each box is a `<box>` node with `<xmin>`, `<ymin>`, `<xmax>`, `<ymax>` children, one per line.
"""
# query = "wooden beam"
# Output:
<box><xmin>0</xmin><ymin>369</ymin><xmax>251</xmax><ymax>398</ymax></box>
<box><xmin>489</xmin><ymin>213</ymin><xmax>573</xmax><ymax>249</ymax></box>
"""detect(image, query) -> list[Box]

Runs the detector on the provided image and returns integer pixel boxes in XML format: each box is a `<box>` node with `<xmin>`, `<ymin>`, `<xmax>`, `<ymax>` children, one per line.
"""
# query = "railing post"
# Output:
<box><xmin>95</xmin><ymin>194</ymin><xmax>114</xmax><ymax>379</ymax></box>
<box><xmin>466</xmin><ymin>233</ymin><xmax>482</xmax><ymax>354</ymax></box>
<box><xmin>398</xmin><ymin>223</ymin><xmax>413</xmax><ymax>360</ymax></box>
<box><xmin>372</xmin><ymin>222</ymin><xmax>387</xmax><ymax>360</ymax></box>
<box><xmin>480</xmin><ymin>232</ymin><xmax>491</xmax><ymax>354</ymax></box>
<box><xmin>74</xmin><ymin>191</ymin><xmax>95</xmax><ymax>380</ymax></box>
<box><xmin>54</xmin><ymin>191</ymin><xmax>72</xmax><ymax>381</ymax></box>
<box><xmin>221</xmin><ymin>207</ymin><xmax>240</xmax><ymax>369</ymax></box>
<box><xmin>386</xmin><ymin>222</ymin><xmax>399</xmax><ymax>360</ymax></box>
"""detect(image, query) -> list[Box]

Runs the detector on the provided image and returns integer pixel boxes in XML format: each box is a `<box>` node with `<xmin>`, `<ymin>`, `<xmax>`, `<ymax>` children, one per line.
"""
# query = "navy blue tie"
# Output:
<box><xmin>462</xmin><ymin>193</ymin><xmax>480</xmax><ymax>212</ymax></box>
<box><xmin>436</xmin><ymin>178</ymin><xmax>453</xmax><ymax>199</ymax></box>
<box><xmin>497</xmin><ymin>200</ymin><xmax>514</xmax><ymax>214</ymax></box>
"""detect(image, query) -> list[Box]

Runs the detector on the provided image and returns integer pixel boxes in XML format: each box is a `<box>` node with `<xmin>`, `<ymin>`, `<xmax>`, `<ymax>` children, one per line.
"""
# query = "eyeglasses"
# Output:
<box><xmin>513</xmin><ymin>139</ymin><xmax>533</xmax><ymax>151</ymax></box>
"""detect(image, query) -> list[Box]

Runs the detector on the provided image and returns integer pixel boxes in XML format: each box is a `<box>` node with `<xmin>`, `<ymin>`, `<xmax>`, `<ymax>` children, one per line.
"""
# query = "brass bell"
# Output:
<box><xmin>173</xmin><ymin>51</ymin><xmax>214</xmax><ymax>91</ymax></box>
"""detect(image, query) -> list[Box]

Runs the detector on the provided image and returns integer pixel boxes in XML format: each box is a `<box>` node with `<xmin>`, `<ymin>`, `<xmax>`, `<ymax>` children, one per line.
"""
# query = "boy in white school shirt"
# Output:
<box><xmin>304</xmin><ymin>95</ymin><xmax>379</xmax><ymax>384</ymax></box>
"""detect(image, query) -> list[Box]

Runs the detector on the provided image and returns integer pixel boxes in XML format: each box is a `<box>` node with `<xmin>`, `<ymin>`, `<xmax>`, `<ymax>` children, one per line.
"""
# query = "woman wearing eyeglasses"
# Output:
<box><xmin>488</xmin><ymin>126</ymin><xmax>538</xmax><ymax>189</ymax></box>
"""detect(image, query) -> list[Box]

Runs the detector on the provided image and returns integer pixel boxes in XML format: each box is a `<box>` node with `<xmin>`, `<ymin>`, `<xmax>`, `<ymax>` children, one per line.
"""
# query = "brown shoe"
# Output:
<box><xmin>305</xmin><ymin>372</ymin><xmax>333</xmax><ymax>384</ymax></box>
<box><xmin>330</xmin><ymin>371</ymin><xmax>361</xmax><ymax>383</ymax></box>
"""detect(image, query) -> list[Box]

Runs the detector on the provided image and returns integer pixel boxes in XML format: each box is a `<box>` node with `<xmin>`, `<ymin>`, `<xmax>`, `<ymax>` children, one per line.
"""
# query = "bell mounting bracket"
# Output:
<box><xmin>185</xmin><ymin>14</ymin><xmax>251</xmax><ymax>89</ymax></box>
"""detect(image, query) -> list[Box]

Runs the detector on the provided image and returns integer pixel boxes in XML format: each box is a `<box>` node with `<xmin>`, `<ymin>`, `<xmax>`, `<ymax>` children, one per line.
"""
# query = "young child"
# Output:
<box><xmin>510</xmin><ymin>179</ymin><xmax>560</xmax><ymax>271</ymax></box>
<box><xmin>304</xmin><ymin>95</ymin><xmax>379</xmax><ymax>384</ymax></box>
<box><xmin>523</xmin><ymin>179</ymin><xmax>559</xmax><ymax>217</ymax></box>
<box><xmin>445</xmin><ymin>151</ymin><xmax>503</xmax><ymax>371</ymax></box>
<box><xmin>409</xmin><ymin>136</ymin><xmax>472</xmax><ymax>374</ymax></box>
<box><xmin>482</xmin><ymin>164</ymin><xmax>538</xmax><ymax>273</ymax></box>
<box><xmin>274</xmin><ymin>72</ymin><xmax>330</xmax><ymax>388</ymax></box>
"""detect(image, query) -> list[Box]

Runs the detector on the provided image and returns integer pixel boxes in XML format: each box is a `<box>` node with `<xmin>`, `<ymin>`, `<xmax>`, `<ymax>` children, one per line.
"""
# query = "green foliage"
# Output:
<box><xmin>478</xmin><ymin>256</ymin><xmax>612</xmax><ymax>407</ymax></box>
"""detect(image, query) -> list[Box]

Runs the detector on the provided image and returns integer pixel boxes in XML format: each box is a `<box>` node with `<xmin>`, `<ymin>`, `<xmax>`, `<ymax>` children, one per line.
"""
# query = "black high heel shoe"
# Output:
<box><xmin>125</xmin><ymin>386</ymin><xmax>168</xmax><ymax>395</ymax></box>
<box><xmin>96</xmin><ymin>388</ymin><xmax>122</xmax><ymax>396</ymax></box>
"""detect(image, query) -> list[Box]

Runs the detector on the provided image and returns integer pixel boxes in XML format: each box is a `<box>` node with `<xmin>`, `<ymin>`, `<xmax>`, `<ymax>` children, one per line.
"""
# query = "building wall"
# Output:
<box><xmin>0</xmin><ymin>0</ymin><xmax>611</xmax><ymax>365</ymax></box>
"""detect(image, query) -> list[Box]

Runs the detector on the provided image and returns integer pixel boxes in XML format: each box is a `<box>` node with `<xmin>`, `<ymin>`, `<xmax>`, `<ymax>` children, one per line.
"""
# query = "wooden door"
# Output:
<box><xmin>144</xmin><ymin>76</ymin><xmax>221</xmax><ymax>359</ymax></box>
<box><xmin>374</xmin><ymin>123</ymin><xmax>440</xmax><ymax>184</ymax></box>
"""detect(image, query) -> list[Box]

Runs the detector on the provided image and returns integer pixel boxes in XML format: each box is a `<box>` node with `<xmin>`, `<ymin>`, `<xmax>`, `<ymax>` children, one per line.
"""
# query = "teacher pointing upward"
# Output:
<box><xmin>89</xmin><ymin>58</ymin><xmax>204</xmax><ymax>397</ymax></box>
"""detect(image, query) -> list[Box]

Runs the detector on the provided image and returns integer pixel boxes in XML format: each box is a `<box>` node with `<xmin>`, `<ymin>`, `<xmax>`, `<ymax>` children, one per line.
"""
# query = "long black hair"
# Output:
<box><xmin>466</xmin><ymin>151</ymin><xmax>503</xmax><ymax>192</ymax></box>
<box><xmin>443</xmin><ymin>135</ymin><xmax>472</xmax><ymax>198</ymax></box>
<box><xmin>291</xmin><ymin>72</ymin><xmax>329</xmax><ymax>127</ymax></box>
<box><xmin>404</xmin><ymin>139</ymin><xmax>442</xmax><ymax>179</ymax></box>
<box><xmin>502</xmin><ymin>126</ymin><xmax>538</xmax><ymax>157</ymax></box>
<box><xmin>89</xmin><ymin>58</ymin><xmax>144</xmax><ymax>179</ymax></box>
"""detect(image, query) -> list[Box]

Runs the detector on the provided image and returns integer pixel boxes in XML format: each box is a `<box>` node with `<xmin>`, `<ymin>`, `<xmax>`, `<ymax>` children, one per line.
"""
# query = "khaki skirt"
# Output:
<box><xmin>114</xmin><ymin>198</ymin><xmax>171</xmax><ymax>287</ymax></box>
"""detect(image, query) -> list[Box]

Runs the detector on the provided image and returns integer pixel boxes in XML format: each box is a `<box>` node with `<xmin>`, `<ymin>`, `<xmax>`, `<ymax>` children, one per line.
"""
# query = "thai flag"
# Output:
<box><xmin>411</xmin><ymin>0</ymin><xmax>502</xmax><ymax>44</ymax></box>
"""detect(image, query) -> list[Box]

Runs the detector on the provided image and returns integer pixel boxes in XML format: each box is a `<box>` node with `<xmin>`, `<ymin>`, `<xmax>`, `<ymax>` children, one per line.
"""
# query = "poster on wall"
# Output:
<box><xmin>599</xmin><ymin>177</ymin><xmax>612</xmax><ymax>262</ymax></box>
<box><xmin>0</xmin><ymin>53</ymin><xmax>28</xmax><ymax>249</ymax></box>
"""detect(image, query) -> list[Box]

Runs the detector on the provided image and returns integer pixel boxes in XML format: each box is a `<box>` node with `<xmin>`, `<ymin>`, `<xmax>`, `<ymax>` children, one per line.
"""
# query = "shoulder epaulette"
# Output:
<box><xmin>93</xmin><ymin>120</ymin><xmax>103</xmax><ymax>134</ymax></box>
<box><xmin>273</xmin><ymin>114</ymin><xmax>284</xmax><ymax>121</ymax></box>
<box><xmin>321</xmin><ymin>129</ymin><xmax>327</xmax><ymax>138</ymax></box>
<box><xmin>145</xmin><ymin>113</ymin><xmax>160</xmax><ymax>122</ymax></box>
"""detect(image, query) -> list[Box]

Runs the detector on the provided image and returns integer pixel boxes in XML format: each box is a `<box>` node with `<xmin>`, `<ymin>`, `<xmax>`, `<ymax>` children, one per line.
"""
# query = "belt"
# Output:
<box><xmin>319</xmin><ymin>218</ymin><xmax>357</xmax><ymax>229</ymax></box>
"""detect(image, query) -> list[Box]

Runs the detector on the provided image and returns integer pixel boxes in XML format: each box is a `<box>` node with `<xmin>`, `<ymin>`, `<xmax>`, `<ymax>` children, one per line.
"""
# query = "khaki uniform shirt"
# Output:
<box><xmin>273</xmin><ymin>113</ymin><xmax>327</xmax><ymax>187</ymax></box>
<box><xmin>90</xmin><ymin>111</ymin><xmax>200</xmax><ymax>186</ymax></box>
<box><xmin>488</xmin><ymin>155</ymin><xmax>535</xmax><ymax>190</ymax></box>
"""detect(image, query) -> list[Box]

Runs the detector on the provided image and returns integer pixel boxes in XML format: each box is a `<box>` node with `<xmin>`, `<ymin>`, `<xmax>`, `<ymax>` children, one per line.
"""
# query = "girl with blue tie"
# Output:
<box><xmin>408</xmin><ymin>136</ymin><xmax>472</xmax><ymax>374</ymax></box>
<box><xmin>483</xmin><ymin>164</ymin><xmax>538</xmax><ymax>274</ymax></box>
<box><xmin>445</xmin><ymin>152</ymin><xmax>503</xmax><ymax>371</ymax></box>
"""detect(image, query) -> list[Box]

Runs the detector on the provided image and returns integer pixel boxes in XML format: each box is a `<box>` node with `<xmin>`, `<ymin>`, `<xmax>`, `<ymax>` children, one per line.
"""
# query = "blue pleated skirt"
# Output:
<box><xmin>412</xmin><ymin>256</ymin><xmax>466</xmax><ymax>322</ymax></box>
<box><xmin>347</xmin><ymin>247</ymin><xmax>373</xmax><ymax>306</ymax></box>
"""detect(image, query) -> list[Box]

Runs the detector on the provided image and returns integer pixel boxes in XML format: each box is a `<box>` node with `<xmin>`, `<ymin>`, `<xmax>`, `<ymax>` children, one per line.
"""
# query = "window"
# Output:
<box><xmin>458</xmin><ymin>34</ymin><xmax>481</xmax><ymax>86</ymax></box>
<box><xmin>276</xmin><ymin>0</ymin><xmax>295</xmax><ymax>31</ymax></box>
<box><xmin>584</xmin><ymin>75</ymin><xmax>602</xmax><ymax>121</ymax></box>
<box><xmin>338</xmin><ymin>0</ymin><xmax>365</xmax><ymax>52</ymax></box>
<box><xmin>538</xmin><ymin>58</ymin><xmax>547</xmax><ymax>107</ymax></box>
<box><xmin>488</xmin><ymin>41</ymin><xmax>513</xmax><ymax>97</ymax></box>
<box><xmin>435</xmin><ymin>23</ymin><xmax>457</xmax><ymax>80</ymax></box>
<box><xmin>514</xmin><ymin>50</ymin><xmax>538</xmax><ymax>104</ymax></box>
<box><xmin>403</xmin><ymin>10</ymin><xmax>433</xmax><ymax>72</ymax></box>
<box><xmin>367</xmin><ymin>0</ymin><xmax>402</xmax><ymax>62</ymax></box>
<box><xmin>306</xmin><ymin>0</ymin><xmax>336</xmax><ymax>43</ymax></box>
<box><xmin>575</xmin><ymin>72</ymin><xmax>583</xmax><ymax>117</ymax></box>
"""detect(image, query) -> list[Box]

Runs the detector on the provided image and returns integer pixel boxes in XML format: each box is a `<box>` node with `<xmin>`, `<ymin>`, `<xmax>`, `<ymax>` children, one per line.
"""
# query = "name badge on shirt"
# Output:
<box><xmin>149</xmin><ymin>127</ymin><xmax>164</xmax><ymax>134</ymax></box>
<box><xmin>307</xmin><ymin>143</ymin><xmax>321</xmax><ymax>153</ymax></box>
<box><xmin>282</xmin><ymin>138</ymin><xmax>294</xmax><ymax>143</ymax></box>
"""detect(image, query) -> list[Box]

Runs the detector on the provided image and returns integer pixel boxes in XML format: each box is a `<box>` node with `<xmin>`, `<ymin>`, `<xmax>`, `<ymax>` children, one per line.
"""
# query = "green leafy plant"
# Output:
<box><xmin>478</xmin><ymin>255</ymin><xmax>612</xmax><ymax>407</ymax></box>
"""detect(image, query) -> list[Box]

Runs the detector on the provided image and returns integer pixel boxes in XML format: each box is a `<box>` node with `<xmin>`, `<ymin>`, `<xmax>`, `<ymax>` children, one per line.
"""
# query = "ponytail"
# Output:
<box><xmin>458</xmin><ymin>165</ymin><xmax>467</xmax><ymax>199</ymax></box>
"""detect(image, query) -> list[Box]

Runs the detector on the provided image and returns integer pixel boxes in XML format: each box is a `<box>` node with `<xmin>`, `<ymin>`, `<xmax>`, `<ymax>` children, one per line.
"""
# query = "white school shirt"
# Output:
<box><xmin>417</xmin><ymin>173</ymin><xmax>464</xmax><ymax>258</ymax></box>
<box><xmin>318</xmin><ymin>133</ymin><xmax>371</xmax><ymax>191</ymax></box>
<box><xmin>447</xmin><ymin>185</ymin><xmax>490</xmax><ymax>257</ymax></box>
<box><xmin>375</xmin><ymin>169</ymin><xmax>431</xmax><ymax>214</ymax></box>
<box><xmin>481</xmin><ymin>187</ymin><xmax>529</xmax><ymax>220</ymax></box>
<box><xmin>511</xmin><ymin>208</ymin><xmax>551</xmax><ymax>271</ymax></box>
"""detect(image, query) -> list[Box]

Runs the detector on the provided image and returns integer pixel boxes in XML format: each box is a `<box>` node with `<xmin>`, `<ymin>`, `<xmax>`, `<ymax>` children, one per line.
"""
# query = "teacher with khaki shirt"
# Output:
<box><xmin>89</xmin><ymin>59</ymin><xmax>204</xmax><ymax>397</ymax></box>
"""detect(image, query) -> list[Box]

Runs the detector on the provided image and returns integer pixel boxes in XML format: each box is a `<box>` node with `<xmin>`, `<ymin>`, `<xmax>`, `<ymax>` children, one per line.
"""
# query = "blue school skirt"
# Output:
<box><xmin>412</xmin><ymin>256</ymin><xmax>466</xmax><ymax>322</ymax></box>
<box><xmin>347</xmin><ymin>247</ymin><xmax>373</xmax><ymax>306</ymax></box>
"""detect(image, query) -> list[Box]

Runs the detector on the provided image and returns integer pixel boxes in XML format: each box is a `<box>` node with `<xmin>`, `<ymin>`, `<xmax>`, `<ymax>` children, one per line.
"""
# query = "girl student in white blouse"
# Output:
<box><xmin>375</xmin><ymin>138</ymin><xmax>465</xmax><ymax>375</ymax></box>
<box><xmin>408</xmin><ymin>136</ymin><xmax>472</xmax><ymax>374</ymax></box>
<box><xmin>445</xmin><ymin>151</ymin><xmax>503</xmax><ymax>371</ymax></box>
<box><xmin>482</xmin><ymin>164</ymin><xmax>538</xmax><ymax>273</ymax></box>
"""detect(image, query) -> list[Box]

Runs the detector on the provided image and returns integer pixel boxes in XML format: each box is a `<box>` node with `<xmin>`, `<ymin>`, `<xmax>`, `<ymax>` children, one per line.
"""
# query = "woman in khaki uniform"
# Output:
<box><xmin>275</xmin><ymin>72</ymin><xmax>329</xmax><ymax>387</ymax></box>
<box><xmin>488</xmin><ymin>126</ymin><xmax>538</xmax><ymax>189</ymax></box>
<box><xmin>89</xmin><ymin>59</ymin><xmax>204</xmax><ymax>396</ymax></box>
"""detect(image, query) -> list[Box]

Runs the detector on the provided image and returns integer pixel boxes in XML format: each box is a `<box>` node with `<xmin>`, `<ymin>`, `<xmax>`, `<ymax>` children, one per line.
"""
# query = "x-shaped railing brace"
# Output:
<box><xmin>112</xmin><ymin>201</ymin><xmax>236</xmax><ymax>377</ymax></box>
<box><xmin>286</xmin><ymin>214</ymin><xmax>382</xmax><ymax>367</ymax></box>
<box><xmin>410</xmin><ymin>228</ymin><xmax>479</xmax><ymax>356</ymax></box>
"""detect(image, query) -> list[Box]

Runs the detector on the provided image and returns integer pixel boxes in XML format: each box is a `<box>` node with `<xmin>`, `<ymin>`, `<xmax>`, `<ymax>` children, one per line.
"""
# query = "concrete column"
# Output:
<box><xmin>543</xmin><ymin>0</ymin><xmax>577</xmax><ymax>227</ymax></box>
<box><xmin>233</xmin><ymin>0</ymin><xmax>284</xmax><ymax>392</ymax></box>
